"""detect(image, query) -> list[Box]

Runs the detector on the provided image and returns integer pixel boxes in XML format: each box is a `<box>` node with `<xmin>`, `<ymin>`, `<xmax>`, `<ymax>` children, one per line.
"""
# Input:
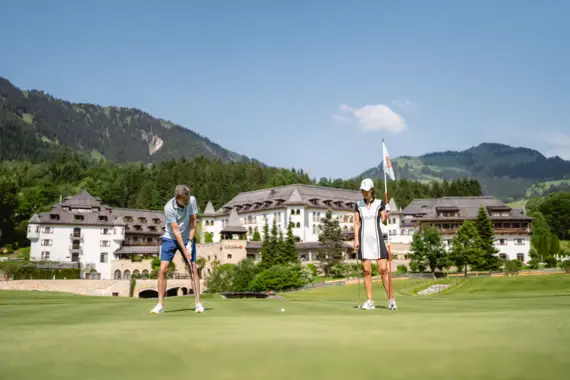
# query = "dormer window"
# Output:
<box><xmin>74</xmin><ymin>215</ymin><xmax>84</xmax><ymax>221</ymax></box>
<box><xmin>138</xmin><ymin>217</ymin><xmax>147</xmax><ymax>223</ymax></box>
<box><xmin>125</xmin><ymin>216</ymin><xmax>133</xmax><ymax>222</ymax></box>
<box><xmin>50</xmin><ymin>214</ymin><xmax>59</xmax><ymax>221</ymax></box>
<box><xmin>99</xmin><ymin>216</ymin><xmax>108</xmax><ymax>222</ymax></box>
<box><xmin>153</xmin><ymin>218</ymin><xmax>160</xmax><ymax>224</ymax></box>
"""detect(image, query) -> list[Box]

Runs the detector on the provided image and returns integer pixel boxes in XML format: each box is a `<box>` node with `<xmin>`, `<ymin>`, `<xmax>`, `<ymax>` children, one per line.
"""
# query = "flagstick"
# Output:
<box><xmin>384</xmin><ymin>167</ymin><xmax>393</xmax><ymax>301</ymax></box>
<box><xmin>382</xmin><ymin>138</ymin><xmax>393</xmax><ymax>302</ymax></box>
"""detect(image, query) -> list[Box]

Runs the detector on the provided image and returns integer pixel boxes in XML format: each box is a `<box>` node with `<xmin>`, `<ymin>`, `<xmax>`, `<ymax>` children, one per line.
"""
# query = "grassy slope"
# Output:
<box><xmin>526</xmin><ymin>179</ymin><xmax>570</xmax><ymax>197</ymax></box>
<box><xmin>1</xmin><ymin>276</ymin><xmax>569</xmax><ymax>380</ymax></box>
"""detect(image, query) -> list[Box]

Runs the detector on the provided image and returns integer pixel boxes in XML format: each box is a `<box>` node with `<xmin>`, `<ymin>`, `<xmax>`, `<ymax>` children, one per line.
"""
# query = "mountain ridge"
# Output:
<box><xmin>0</xmin><ymin>76</ymin><xmax>260</xmax><ymax>165</ymax></box>
<box><xmin>360</xmin><ymin>142</ymin><xmax>570</xmax><ymax>201</ymax></box>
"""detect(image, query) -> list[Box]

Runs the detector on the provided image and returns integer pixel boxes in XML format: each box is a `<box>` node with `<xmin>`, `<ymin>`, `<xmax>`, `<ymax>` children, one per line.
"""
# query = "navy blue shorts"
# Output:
<box><xmin>160</xmin><ymin>238</ymin><xmax>196</xmax><ymax>264</ymax></box>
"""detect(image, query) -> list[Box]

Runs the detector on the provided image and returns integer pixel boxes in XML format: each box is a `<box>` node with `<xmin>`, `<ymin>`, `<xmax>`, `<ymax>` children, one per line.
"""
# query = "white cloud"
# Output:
<box><xmin>333</xmin><ymin>103</ymin><xmax>407</xmax><ymax>133</ymax></box>
<box><xmin>391</xmin><ymin>99</ymin><xmax>414</xmax><ymax>109</ymax></box>
<box><xmin>540</xmin><ymin>131</ymin><xmax>570</xmax><ymax>160</ymax></box>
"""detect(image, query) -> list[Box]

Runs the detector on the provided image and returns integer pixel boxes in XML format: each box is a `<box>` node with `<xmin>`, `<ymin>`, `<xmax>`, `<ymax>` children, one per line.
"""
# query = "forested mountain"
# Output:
<box><xmin>360</xmin><ymin>143</ymin><xmax>570</xmax><ymax>201</ymax></box>
<box><xmin>0</xmin><ymin>77</ymin><xmax>257</xmax><ymax>164</ymax></box>
<box><xmin>0</xmin><ymin>153</ymin><xmax>482</xmax><ymax>247</ymax></box>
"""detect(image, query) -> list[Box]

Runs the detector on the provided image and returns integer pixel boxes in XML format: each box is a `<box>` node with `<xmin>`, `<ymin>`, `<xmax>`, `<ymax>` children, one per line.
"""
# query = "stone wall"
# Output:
<box><xmin>0</xmin><ymin>280</ymin><xmax>131</xmax><ymax>297</ymax></box>
<box><xmin>0</xmin><ymin>278</ymin><xmax>200</xmax><ymax>297</ymax></box>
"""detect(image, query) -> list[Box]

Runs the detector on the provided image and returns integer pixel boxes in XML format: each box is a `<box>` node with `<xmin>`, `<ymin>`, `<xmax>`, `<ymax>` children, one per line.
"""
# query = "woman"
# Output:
<box><xmin>353</xmin><ymin>178</ymin><xmax>397</xmax><ymax>310</ymax></box>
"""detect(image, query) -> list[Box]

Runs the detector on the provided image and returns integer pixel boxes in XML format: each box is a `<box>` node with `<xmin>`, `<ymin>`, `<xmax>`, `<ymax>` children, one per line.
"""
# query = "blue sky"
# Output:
<box><xmin>1</xmin><ymin>0</ymin><xmax>569</xmax><ymax>178</ymax></box>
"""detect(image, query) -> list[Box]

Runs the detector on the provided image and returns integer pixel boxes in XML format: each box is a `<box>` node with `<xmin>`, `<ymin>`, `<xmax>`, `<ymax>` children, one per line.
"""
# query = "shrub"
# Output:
<box><xmin>561</xmin><ymin>260</ymin><xmax>570</xmax><ymax>274</ymax></box>
<box><xmin>231</xmin><ymin>259</ymin><xmax>259</xmax><ymax>292</ymax></box>
<box><xmin>299</xmin><ymin>265</ymin><xmax>314</xmax><ymax>285</ymax></box>
<box><xmin>249</xmin><ymin>264</ymin><xmax>306</xmax><ymax>292</ymax></box>
<box><xmin>328</xmin><ymin>263</ymin><xmax>360</xmax><ymax>278</ymax></box>
<box><xmin>396</xmin><ymin>264</ymin><xmax>408</xmax><ymax>274</ymax></box>
<box><xmin>17</xmin><ymin>247</ymin><xmax>30</xmax><ymax>261</ymax></box>
<box><xmin>504</xmin><ymin>259</ymin><xmax>523</xmax><ymax>276</ymax></box>
<box><xmin>205</xmin><ymin>263</ymin><xmax>235</xmax><ymax>293</ymax></box>
<box><xmin>306</xmin><ymin>263</ymin><xmax>318</xmax><ymax>277</ymax></box>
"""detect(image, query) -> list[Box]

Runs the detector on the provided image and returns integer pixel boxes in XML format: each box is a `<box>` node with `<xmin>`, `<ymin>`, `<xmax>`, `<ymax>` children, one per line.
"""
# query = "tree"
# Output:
<box><xmin>283</xmin><ymin>222</ymin><xmax>299</xmax><ymax>264</ymax></box>
<box><xmin>538</xmin><ymin>192</ymin><xmax>570</xmax><ymax>240</ymax></box>
<box><xmin>259</xmin><ymin>221</ymin><xmax>273</xmax><ymax>269</ymax></box>
<box><xmin>252</xmin><ymin>230</ymin><xmax>261</xmax><ymax>241</ymax></box>
<box><xmin>530</xmin><ymin>211</ymin><xmax>557</xmax><ymax>267</ymax></box>
<box><xmin>474</xmin><ymin>205</ymin><xmax>500</xmax><ymax>271</ymax></box>
<box><xmin>317</xmin><ymin>210</ymin><xmax>344</xmax><ymax>276</ymax></box>
<box><xmin>550</xmin><ymin>234</ymin><xmax>561</xmax><ymax>259</ymax></box>
<box><xmin>409</xmin><ymin>227</ymin><xmax>448</xmax><ymax>273</ymax></box>
<box><xmin>204</xmin><ymin>232</ymin><xmax>213</xmax><ymax>243</ymax></box>
<box><xmin>450</xmin><ymin>221</ymin><xmax>483</xmax><ymax>275</ymax></box>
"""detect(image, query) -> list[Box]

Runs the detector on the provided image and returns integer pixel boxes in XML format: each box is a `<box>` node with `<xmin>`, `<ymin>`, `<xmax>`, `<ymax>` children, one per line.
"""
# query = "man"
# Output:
<box><xmin>150</xmin><ymin>184</ymin><xmax>204</xmax><ymax>314</ymax></box>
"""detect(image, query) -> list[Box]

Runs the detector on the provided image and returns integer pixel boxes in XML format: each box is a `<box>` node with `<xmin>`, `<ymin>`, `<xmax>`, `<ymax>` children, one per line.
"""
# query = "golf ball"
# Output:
<box><xmin>281</xmin><ymin>308</ymin><xmax>285</xmax><ymax>312</ymax></box>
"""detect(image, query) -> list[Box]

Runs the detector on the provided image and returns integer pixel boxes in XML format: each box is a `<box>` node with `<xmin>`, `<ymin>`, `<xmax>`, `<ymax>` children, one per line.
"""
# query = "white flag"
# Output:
<box><xmin>382</xmin><ymin>141</ymin><xmax>395</xmax><ymax>180</ymax></box>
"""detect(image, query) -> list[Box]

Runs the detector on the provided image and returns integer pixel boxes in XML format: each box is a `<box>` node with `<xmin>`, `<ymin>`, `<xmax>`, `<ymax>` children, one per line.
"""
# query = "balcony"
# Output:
<box><xmin>122</xmin><ymin>241</ymin><xmax>160</xmax><ymax>247</ymax></box>
<box><xmin>69</xmin><ymin>233</ymin><xmax>84</xmax><ymax>242</ymax></box>
<box><xmin>494</xmin><ymin>228</ymin><xmax>531</xmax><ymax>235</ymax></box>
<box><xmin>69</xmin><ymin>247</ymin><xmax>83</xmax><ymax>255</ymax></box>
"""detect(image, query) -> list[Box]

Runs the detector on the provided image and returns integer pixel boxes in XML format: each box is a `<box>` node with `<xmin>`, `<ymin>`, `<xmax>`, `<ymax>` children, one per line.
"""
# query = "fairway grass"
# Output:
<box><xmin>1</xmin><ymin>276</ymin><xmax>569</xmax><ymax>380</ymax></box>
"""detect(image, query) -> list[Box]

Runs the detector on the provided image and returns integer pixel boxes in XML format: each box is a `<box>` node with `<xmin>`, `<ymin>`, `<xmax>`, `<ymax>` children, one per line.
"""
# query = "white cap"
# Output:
<box><xmin>359</xmin><ymin>178</ymin><xmax>374</xmax><ymax>191</ymax></box>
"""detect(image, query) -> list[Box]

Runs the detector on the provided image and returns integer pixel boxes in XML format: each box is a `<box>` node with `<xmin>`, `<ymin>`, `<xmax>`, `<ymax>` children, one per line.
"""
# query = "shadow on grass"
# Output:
<box><xmin>164</xmin><ymin>307</ymin><xmax>214</xmax><ymax>313</ymax></box>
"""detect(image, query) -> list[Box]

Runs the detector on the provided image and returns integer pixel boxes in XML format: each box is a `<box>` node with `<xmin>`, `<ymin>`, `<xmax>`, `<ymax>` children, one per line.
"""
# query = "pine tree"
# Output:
<box><xmin>317</xmin><ymin>210</ymin><xmax>344</xmax><ymax>276</ymax></box>
<box><xmin>283</xmin><ymin>221</ymin><xmax>299</xmax><ymax>264</ymax></box>
<box><xmin>259</xmin><ymin>221</ymin><xmax>273</xmax><ymax>269</ymax></box>
<box><xmin>276</xmin><ymin>229</ymin><xmax>286</xmax><ymax>265</ymax></box>
<box><xmin>474</xmin><ymin>205</ymin><xmax>500</xmax><ymax>271</ymax></box>
<box><xmin>450</xmin><ymin>221</ymin><xmax>483</xmax><ymax>275</ymax></box>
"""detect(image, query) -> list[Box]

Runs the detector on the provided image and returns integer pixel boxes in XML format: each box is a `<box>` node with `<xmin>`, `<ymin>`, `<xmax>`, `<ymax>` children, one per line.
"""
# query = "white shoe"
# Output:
<box><xmin>195</xmin><ymin>303</ymin><xmax>205</xmax><ymax>313</ymax></box>
<box><xmin>361</xmin><ymin>300</ymin><xmax>375</xmax><ymax>310</ymax></box>
<box><xmin>388</xmin><ymin>299</ymin><xmax>397</xmax><ymax>310</ymax></box>
<box><xmin>150</xmin><ymin>304</ymin><xmax>164</xmax><ymax>314</ymax></box>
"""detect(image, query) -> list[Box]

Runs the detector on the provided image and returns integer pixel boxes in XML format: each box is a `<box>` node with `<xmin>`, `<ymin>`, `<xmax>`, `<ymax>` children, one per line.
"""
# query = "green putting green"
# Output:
<box><xmin>1</xmin><ymin>275</ymin><xmax>569</xmax><ymax>380</ymax></box>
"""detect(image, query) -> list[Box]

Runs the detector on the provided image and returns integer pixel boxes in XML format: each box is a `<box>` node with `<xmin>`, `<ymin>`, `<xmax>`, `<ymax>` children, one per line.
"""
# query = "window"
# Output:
<box><xmin>517</xmin><ymin>253</ymin><xmax>524</xmax><ymax>262</ymax></box>
<box><xmin>296</xmin><ymin>222</ymin><xmax>301</xmax><ymax>228</ymax></box>
<box><xmin>515</xmin><ymin>238</ymin><xmax>525</xmax><ymax>245</ymax></box>
<box><xmin>114</xmin><ymin>270</ymin><xmax>122</xmax><ymax>280</ymax></box>
<box><xmin>43</xmin><ymin>227</ymin><xmax>53</xmax><ymax>234</ymax></box>
<box><xmin>100</xmin><ymin>252</ymin><xmax>108</xmax><ymax>263</ymax></box>
<box><xmin>41</xmin><ymin>251</ymin><xmax>50</xmax><ymax>260</ymax></box>
<box><xmin>227</xmin><ymin>254</ymin><xmax>232</xmax><ymax>259</ymax></box>
<box><xmin>497</xmin><ymin>239</ymin><xmax>506</xmax><ymax>245</ymax></box>
<box><xmin>74</xmin><ymin>215</ymin><xmax>84</xmax><ymax>221</ymax></box>
<box><xmin>100</xmin><ymin>240</ymin><xmax>110</xmax><ymax>247</ymax></box>
<box><xmin>133</xmin><ymin>270</ymin><xmax>140</xmax><ymax>278</ymax></box>
<box><xmin>101</xmin><ymin>228</ymin><xmax>110</xmax><ymax>235</ymax></box>
<box><xmin>99</xmin><ymin>216</ymin><xmax>108</xmax><ymax>222</ymax></box>
<box><xmin>71</xmin><ymin>252</ymin><xmax>80</xmax><ymax>262</ymax></box>
<box><xmin>50</xmin><ymin>214</ymin><xmax>59</xmax><ymax>220</ymax></box>
<box><xmin>499</xmin><ymin>253</ymin><xmax>507</xmax><ymax>260</ymax></box>
<box><xmin>41</xmin><ymin>239</ymin><xmax>52</xmax><ymax>246</ymax></box>
<box><xmin>142</xmin><ymin>270</ymin><xmax>149</xmax><ymax>279</ymax></box>
<box><xmin>123</xmin><ymin>270</ymin><xmax>131</xmax><ymax>280</ymax></box>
